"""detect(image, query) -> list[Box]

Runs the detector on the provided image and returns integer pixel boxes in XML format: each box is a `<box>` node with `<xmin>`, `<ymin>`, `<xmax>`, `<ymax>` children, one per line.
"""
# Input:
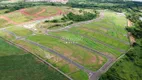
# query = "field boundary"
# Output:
<box><xmin>0</xmin><ymin>37</ymin><xmax>73</xmax><ymax>80</ymax></box>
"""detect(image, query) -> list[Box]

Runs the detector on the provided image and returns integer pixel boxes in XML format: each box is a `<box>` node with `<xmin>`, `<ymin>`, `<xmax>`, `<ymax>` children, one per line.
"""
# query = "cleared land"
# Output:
<box><xmin>27</xmin><ymin>34</ymin><xmax>106</xmax><ymax>71</ymax></box>
<box><xmin>0</xmin><ymin>6</ymin><xmax>68</xmax><ymax>25</ymax></box>
<box><xmin>0</xmin><ymin>6</ymin><xmax>130</xmax><ymax>80</ymax></box>
<box><xmin>65</xmin><ymin>11</ymin><xmax>130</xmax><ymax>57</ymax></box>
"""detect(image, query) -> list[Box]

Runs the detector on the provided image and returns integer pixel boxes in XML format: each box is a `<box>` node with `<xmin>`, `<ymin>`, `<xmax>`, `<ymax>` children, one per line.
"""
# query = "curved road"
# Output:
<box><xmin>46</xmin><ymin>11</ymin><xmax>105</xmax><ymax>32</ymax></box>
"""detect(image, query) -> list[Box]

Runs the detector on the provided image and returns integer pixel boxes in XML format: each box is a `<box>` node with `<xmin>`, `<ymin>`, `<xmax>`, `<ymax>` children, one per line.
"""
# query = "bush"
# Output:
<box><xmin>65</xmin><ymin>12</ymin><xmax>96</xmax><ymax>22</ymax></box>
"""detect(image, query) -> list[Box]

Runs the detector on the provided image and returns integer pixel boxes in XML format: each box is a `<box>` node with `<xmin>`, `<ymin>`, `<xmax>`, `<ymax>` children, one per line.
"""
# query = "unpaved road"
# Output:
<box><xmin>46</xmin><ymin>11</ymin><xmax>105</xmax><ymax>32</ymax></box>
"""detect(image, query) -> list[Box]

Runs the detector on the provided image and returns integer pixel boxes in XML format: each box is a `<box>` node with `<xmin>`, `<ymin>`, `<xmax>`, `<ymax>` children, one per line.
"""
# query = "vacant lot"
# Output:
<box><xmin>67</xmin><ymin>11</ymin><xmax>130</xmax><ymax>57</ymax></box>
<box><xmin>27</xmin><ymin>34</ymin><xmax>106</xmax><ymax>71</ymax></box>
<box><xmin>49</xmin><ymin>31</ymin><xmax>123</xmax><ymax>57</ymax></box>
<box><xmin>0</xmin><ymin>7</ymin><xmax>130</xmax><ymax>80</ymax></box>
<box><xmin>70</xmin><ymin>11</ymin><xmax>128</xmax><ymax>41</ymax></box>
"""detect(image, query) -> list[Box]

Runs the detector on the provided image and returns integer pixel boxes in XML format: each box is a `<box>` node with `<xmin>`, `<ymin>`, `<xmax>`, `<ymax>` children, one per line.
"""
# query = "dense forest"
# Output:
<box><xmin>69</xmin><ymin>0</ymin><xmax>132</xmax><ymax>3</ymax></box>
<box><xmin>62</xmin><ymin>12</ymin><xmax>97</xmax><ymax>22</ymax></box>
<box><xmin>0</xmin><ymin>0</ymin><xmax>142</xmax><ymax>13</ymax></box>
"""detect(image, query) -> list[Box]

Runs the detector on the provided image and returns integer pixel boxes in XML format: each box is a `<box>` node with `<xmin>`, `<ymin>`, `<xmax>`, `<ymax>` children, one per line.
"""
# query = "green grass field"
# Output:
<box><xmin>27</xmin><ymin>34</ymin><xmax>106</xmax><ymax>71</ymax></box>
<box><xmin>6</xmin><ymin>26</ymin><xmax>33</xmax><ymax>37</ymax></box>
<box><xmin>49</xmin><ymin>31</ymin><xmax>123</xmax><ymax>57</ymax></box>
<box><xmin>0</xmin><ymin>31</ymin><xmax>15</xmax><ymax>41</ymax></box>
<box><xmin>73</xmin><ymin>11</ymin><xmax>128</xmax><ymax>41</ymax></box>
<box><xmin>0</xmin><ymin>38</ymin><xmax>68</xmax><ymax>80</ymax></box>
<box><xmin>0</xmin><ymin>19</ymin><xmax>12</xmax><ymax>28</ymax></box>
<box><xmin>0</xmin><ymin>9</ymin><xmax>9</xmax><ymax>15</ymax></box>
<box><xmin>63</xmin><ymin>11</ymin><xmax>130</xmax><ymax>57</ymax></box>
<box><xmin>69</xmin><ymin>27</ymin><xmax>129</xmax><ymax>50</ymax></box>
<box><xmin>0</xmin><ymin>38</ymin><xmax>25</xmax><ymax>56</ymax></box>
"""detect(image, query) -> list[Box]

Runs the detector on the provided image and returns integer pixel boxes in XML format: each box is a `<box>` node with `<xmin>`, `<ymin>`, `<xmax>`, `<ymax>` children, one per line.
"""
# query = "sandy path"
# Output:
<box><xmin>0</xmin><ymin>8</ymin><xmax>65</xmax><ymax>26</ymax></box>
<box><xmin>0</xmin><ymin>16</ymin><xmax>17</xmax><ymax>25</ymax></box>
<box><xmin>20</xmin><ymin>9</ymin><xmax>31</xmax><ymax>16</ymax></box>
<box><xmin>19</xmin><ymin>8</ymin><xmax>46</xmax><ymax>17</ymax></box>
<box><xmin>34</xmin><ymin>8</ymin><xmax>46</xmax><ymax>16</ymax></box>
<box><xmin>127</xmin><ymin>20</ymin><xmax>136</xmax><ymax>45</ymax></box>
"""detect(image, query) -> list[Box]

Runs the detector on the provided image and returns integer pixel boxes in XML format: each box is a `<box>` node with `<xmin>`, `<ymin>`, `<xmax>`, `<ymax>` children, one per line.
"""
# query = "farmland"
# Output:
<box><xmin>0</xmin><ymin>38</ymin><xmax>68</xmax><ymax>80</ymax></box>
<box><xmin>0</xmin><ymin>4</ymin><xmax>130</xmax><ymax>80</ymax></box>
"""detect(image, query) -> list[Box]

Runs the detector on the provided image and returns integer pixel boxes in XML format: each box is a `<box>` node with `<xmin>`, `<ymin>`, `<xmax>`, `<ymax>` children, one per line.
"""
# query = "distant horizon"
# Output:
<box><xmin>133</xmin><ymin>0</ymin><xmax>142</xmax><ymax>2</ymax></box>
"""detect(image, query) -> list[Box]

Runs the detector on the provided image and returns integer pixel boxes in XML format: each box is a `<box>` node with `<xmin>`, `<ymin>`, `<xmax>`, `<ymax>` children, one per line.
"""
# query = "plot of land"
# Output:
<box><xmin>70</xmin><ymin>11</ymin><xmax>128</xmax><ymax>41</ymax></box>
<box><xmin>64</xmin><ymin>11</ymin><xmax>130</xmax><ymax>57</ymax></box>
<box><xmin>49</xmin><ymin>31</ymin><xmax>123</xmax><ymax>57</ymax></box>
<box><xmin>13</xmin><ymin>39</ymin><xmax>89</xmax><ymax>80</ymax></box>
<box><xmin>0</xmin><ymin>6</ymin><xmax>130</xmax><ymax>80</ymax></box>
<box><xmin>27</xmin><ymin>34</ymin><xmax>106</xmax><ymax>71</ymax></box>
<box><xmin>0</xmin><ymin>6</ymin><xmax>68</xmax><ymax>25</ymax></box>
<box><xmin>6</xmin><ymin>26</ymin><xmax>33</xmax><ymax>37</ymax></box>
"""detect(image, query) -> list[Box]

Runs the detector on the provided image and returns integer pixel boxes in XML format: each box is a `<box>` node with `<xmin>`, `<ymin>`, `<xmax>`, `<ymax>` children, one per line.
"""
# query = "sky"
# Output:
<box><xmin>133</xmin><ymin>0</ymin><xmax>142</xmax><ymax>2</ymax></box>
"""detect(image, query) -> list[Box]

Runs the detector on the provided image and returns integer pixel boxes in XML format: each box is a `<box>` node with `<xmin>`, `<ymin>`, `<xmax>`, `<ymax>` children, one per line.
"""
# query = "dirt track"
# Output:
<box><xmin>19</xmin><ymin>8</ymin><xmax>46</xmax><ymax>17</ymax></box>
<box><xmin>0</xmin><ymin>16</ymin><xmax>17</xmax><ymax>24</ymax></box>
<box><xmin>0</xmin><ymin>8</ymin><xmax>65</xmax><ymax>25</ymax></box>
